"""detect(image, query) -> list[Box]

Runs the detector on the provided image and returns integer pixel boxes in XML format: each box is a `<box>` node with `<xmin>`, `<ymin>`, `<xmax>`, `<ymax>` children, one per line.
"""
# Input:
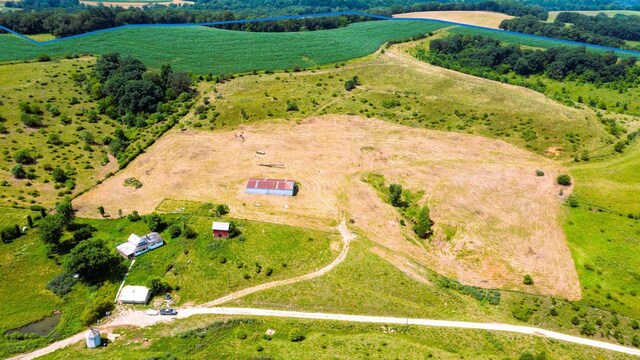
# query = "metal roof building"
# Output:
<box><xmin>245</xmin><ymin>178</ymin><xmax>295</xmax><ymax>196</ymax></box>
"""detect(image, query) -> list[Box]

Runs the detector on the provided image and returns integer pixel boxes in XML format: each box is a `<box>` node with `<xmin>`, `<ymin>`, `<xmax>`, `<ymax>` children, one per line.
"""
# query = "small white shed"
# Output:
<box><xmin>85</xmin><ymin>328</ymin><xmax>101</xmax><ymax>348</ymax></box>
<box><xmin>118</xmin><ymin>285</ymin><xmax>151</xmax><ymax>304</ymax></box>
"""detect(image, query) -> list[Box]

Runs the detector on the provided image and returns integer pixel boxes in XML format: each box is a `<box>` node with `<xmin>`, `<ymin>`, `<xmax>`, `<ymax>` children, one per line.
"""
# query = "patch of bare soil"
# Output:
<box><xmin>393</xmin><ymin>11</ymin><xmax>514</xmax><ymax>29</ymax></box>
<box><xmin>74</xmin><ymin>115</ymin><xmax>580</xmax><ymax>299</ymax></box>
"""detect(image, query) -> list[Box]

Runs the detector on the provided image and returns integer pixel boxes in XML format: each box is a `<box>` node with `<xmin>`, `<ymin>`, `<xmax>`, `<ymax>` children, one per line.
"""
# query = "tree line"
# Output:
<box><xmin>0</xmin><ymin>0</ymin><xmax>548</xmax><ymax>37</ymax></box>
<box><xmin>498</xmin><ymin>15</ymin><xmax>628</xmax><ymax>49</ymax></box>
<box><xmin>420</xmin><ymin>34</ymin><xmax>638</xmax><ymax>83</ymax></box>
<box><xmin>555</xmin><ymin>12</ymin><xmax>640</xmax><ymax>42</ymax></box>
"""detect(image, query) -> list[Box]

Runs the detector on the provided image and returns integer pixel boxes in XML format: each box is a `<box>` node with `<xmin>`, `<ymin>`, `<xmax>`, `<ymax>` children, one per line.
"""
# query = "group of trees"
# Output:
<box><xmin>84</xmin><ymin>53</ymin><xmax>192</xmax><ymax>161</ymax></box>
<box><xmin>423</xmin><ymin>34</ymin><xmax>638</xmax><ymax>83</ymax></box>
<box><xmin>498</xmin><ymin>14</ymin><xmax>635</xmax><ymax>49</ymax></box>
<box><xmin>388</xmin><ymin>183</ymin><xmax>433</xmax><ymax>239</ymax></box>
<box><xmin>555</xmin><ymin>12</ymin><xmax>640</xmax><ymax>42</ymax></box>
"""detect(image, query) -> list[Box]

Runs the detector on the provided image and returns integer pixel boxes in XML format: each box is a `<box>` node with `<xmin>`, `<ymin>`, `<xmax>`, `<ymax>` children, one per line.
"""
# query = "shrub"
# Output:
<box><xmin>535</xmin><ymin>169</ymin><xmax>544</xmax><ymax>176</ymax></box>
<box><xmin>218</xmin><ymin>255</ymin><xmax>227</xmax><ymax>264</ymax></box>
<box><xmin>37</xmin><ymin>53</ymin><xmax>51</xmax><ymax>62</ymax></box>
<box><xmin>216</xmin><ymin>204</ymin><xmax>230</xmax><ymax>215</ymax></box>
<box><xmin>51</xmin><ymin>167</ymin><xmax>67</xmax><ymax>183</ymax></box>
<box><xmin>11</xmin><ymin>164</ymin><xmax>27</xmax><ymax>179</ymax></box>
<box><xmin>631</xmin><ymin>319</ymin><xmax>639</xmax><ymax>330</ymax></box>
<box><xmin>0</xmin><ymin>225</ymin><xmax>21</xmax><ymax>243</ymax></box>
<box><xmin>183</xmin><ymin>226</ymin><xmax>197</xmax><ymax>239</ymax></box>
<box><xmin>549</xmin><ymin>308</ymin><xmax>558</xmax><ymax>316</ymax></box>
<box><xmin>286</xmin><ymin>101</ymin><xmax>299</xmax><ymax>112</ymax></box>
<box><xmin>146</xmin><ymin>213</ymin><xmax>166</xmax><ymax>232</ymax></box>
<box><xmin>580</xmin><ymin>322</ymin><xmax>596</xmax><ymax>336</ymax></box>
<box><xmin>127</xmin><ymin>210</ymin><xmax>141</xmax><ymax>222</ymax></box>
<box><xmin>523</xmin><ymin>274</ymin><xmax>534</xmax><ymax>285</ymax></box>
<box><xmin>289</xmin><ymin>328</ymin><xmax>304</xmax><ymax>342</ymax></box>
<box><xmin>72</xmin><ymin>226</ymin><xmax>94</xmax><ymax>242</ymax></box>
<box><xmin>148</xmin><ymin>277</ymin><xmax>171</xmax><ymax>296</ymax></box>
<box><xmin>168</xmin><ymin>224</ymin><xmax>182</xmax><ymax>239</ymax></box>
<box><xmin>512</xmin><ymin>306</ymin><xmax>533</xmax><ymax>322</ymax></box>
<box><xmin>81</xmin><ymin>298</ymin><xmax>114</xmax><ymax>326</ymax></box>
<box><xmin>388</xmin><ymin>183</ymin><xmax>403</xmax><ymax>207</ymax></box>
<box><xmin>566</xmin><ymin>194</ymin><xmax>579</xmax><ymax>208</ymax></box>
<box><xmin>46</xmin><ymin>274</ymin><xmax>76</xmax><ymax>297</ymax></box>
<box><xmin>632</xmin><ymin>335</ymin><xmax>640</xmax><ymax>348</ymax></box>
<box><xmin>14</xmin><ymin>149</ymin><xmax>34</xmax><ymax>164</ymax></box>
<box><xmin>571</xmin><ymin>316</ymin><xmax>581</xmax><ymax>326</ymax></box>
<box><xmin>556</xmin><ymin>174</ymin><xmax>572</xmax><ymax>186</ymax></box>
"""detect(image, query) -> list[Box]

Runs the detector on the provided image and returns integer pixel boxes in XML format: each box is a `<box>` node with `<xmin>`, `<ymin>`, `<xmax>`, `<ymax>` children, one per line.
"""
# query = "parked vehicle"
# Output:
<box><xmin>160</xmin><ymin>308</ymin><xmax>177</xmax><ymax>316</ymax></box>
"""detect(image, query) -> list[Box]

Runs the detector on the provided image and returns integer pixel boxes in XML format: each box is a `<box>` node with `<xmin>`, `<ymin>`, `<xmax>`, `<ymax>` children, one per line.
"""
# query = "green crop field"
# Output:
<box><xmin>0</xmin><ymin>21</ymin><xmax>448</xmax><ymax>73</ymax></box>
<box><xmin>39</xmin><ymin>316</ymin><xmax>630</xmax><ymax>359</ymax></box>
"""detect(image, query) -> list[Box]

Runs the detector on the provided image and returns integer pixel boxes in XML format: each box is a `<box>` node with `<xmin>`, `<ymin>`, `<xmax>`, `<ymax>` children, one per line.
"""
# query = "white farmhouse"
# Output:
<box><xmin>116</xmin><ymin>232</ymin><xmax>164</xmax><ymax>259</ymax></box>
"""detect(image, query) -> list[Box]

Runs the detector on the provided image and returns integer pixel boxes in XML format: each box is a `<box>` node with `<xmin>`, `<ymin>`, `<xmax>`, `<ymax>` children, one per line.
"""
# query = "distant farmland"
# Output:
<box><xmin>0</xmin><ymin>21</ymin><xmax>447</xmax><ymax>73</ymax></box>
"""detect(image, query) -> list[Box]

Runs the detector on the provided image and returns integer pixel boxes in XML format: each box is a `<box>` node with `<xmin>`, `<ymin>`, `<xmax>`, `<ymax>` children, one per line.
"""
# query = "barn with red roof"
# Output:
<box><xmin>245</xmin><ymin>178</ymin><xmax>296</xmax><ymax>196</ymax></box>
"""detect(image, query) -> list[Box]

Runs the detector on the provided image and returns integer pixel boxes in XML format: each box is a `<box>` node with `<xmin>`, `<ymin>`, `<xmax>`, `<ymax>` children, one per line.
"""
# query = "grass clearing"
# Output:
<box><xmin>73</xmin><ymin>115</ymin><xmax>580</xmax><ymax>299</ymax></box>
<box><xmin>0</xmin><ymin>21</ymin><xmax>448</xmax><ymax>73</ymax></box>
<box><xmin>39</xmin><ymin>315</ymin><xmax>631</xmax><ymax>359</ymax></box>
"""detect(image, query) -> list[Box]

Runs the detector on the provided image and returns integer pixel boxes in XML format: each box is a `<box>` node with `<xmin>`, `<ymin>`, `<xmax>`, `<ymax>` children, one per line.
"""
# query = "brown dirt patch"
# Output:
<box><xmin>393</xmin><ymin>11</ymin><xmax>513</xmax><ymax>29</ymax></box>
<box><xmin>74</xmin><ymin>115</ymin><xmax>580</xmax><ymax>299</ymax></box>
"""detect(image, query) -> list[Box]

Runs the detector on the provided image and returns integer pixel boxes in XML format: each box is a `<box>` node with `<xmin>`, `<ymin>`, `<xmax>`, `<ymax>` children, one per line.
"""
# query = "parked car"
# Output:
<box><xmin>160</xmin><ymin>308</ymin><xmax>177</xmax><ymax>316</ymax></box>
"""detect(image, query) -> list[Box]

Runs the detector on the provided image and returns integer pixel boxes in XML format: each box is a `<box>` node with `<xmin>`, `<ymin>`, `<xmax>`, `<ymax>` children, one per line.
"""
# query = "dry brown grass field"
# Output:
<box><xmin>74</xmin><ymin>115</ymin><xmax>580</xmax><ymax>299</ymax></box>
<box><xmin>393</xmin><ymin>11</ymin><xmax>514</xmax><ymax>29</ymax></box>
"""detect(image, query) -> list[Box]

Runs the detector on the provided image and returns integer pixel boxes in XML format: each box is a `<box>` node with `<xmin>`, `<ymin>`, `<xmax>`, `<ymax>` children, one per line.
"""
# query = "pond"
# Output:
<box><xmin>5</xmin><ymin>312</ymin><xmax>61</xmax><ymax>337</ymax></box>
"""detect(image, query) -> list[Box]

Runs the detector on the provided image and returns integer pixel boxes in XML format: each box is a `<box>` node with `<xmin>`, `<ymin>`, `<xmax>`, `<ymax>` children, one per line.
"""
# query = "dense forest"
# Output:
<box><xmin>498</xmin><ymin>15</ymin><xmax>628</xmax><ymax>49</ymax></box>
<box><xmin>0</xmin><ymin>0</ymin><xmax>546</xmax><ymax>36</ymax></box>
<box><xmin>418</xmin><ymin>34</ymin><xmax>639</xmax><ymax>83</ymax></box>
<box><xmin>555</xmin><ymin>12</ymin><xmax>640</xmax><ymax>41</ymax></box>
<box><xmin>522</xmin><ymin>0</ymin><xmax>640</xmax><ymax>10</ymax></box>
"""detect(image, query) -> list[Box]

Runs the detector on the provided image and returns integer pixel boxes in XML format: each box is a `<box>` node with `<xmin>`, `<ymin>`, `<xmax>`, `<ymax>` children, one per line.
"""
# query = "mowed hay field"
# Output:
<box><xmin>74</xmin><ymin>116</ymin><xmax>580</xmax><ymax>299</ymax></box>
<box><xmin>0</xmin><ymin>21</ymin><xmax>447</xmax><ymax>72</ymax></box>
<box><xmin>393</xmin><ymin>11</ymin><xmax>514</xmax><ymax>29</ymax></box>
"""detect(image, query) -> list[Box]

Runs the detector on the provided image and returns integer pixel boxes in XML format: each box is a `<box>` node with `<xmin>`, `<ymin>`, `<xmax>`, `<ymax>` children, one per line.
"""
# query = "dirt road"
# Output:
<box><xmin>13</xmin><ymin>307</ymin><xmax>640</xmax><ymax>358</ymax></box>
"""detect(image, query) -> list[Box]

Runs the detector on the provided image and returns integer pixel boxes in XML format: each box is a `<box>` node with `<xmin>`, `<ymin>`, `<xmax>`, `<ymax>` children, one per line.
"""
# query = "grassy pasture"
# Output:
<box><xmin>0</xmin><ymin>208</ymin><xmax>119</xmax><ymax>358</ymax></box>
<box><xmin>40</xmin><ymin>316</ymin><xmax>630</xmax><ymax>359</ymax></box>
<box><xmin>563</xmin><ymin>144</ymin><xmax>640</xmax><ymax>318</ymax></box>
<box><xmin>0</xmin><ymin>21</ymin><xmax>448</xmax><ymax>73</ymax></box>
<box><xmin>185</xmin><ymin>50</ymin><xmax>608</xmax><ymax>157</ymax></box>
<box><xmin>235</xmin><ymin>238</ymin><xmax>640</xmax><ymax>345</ymax></box>
<box><xmin>0</xmin><ymin>57</ymin><xmax>190</xmax><ymax>208</ymax></box>
<box><xmin>0</xmin><ymin>210</ymin><xmax>336</xmax><ymax>357</ymax></box>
